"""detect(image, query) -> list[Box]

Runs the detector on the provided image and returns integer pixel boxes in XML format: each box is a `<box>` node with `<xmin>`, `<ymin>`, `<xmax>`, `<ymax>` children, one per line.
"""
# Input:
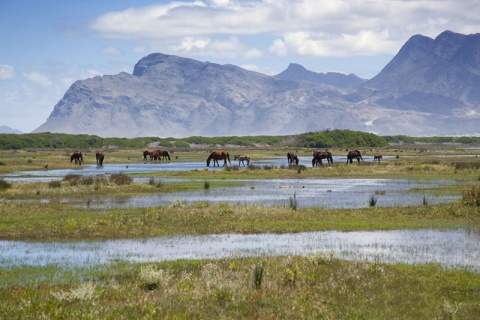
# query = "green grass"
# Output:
<box><xmin>0</xmin><ymin>201</ymin><xmax>479</xmax><ymax>241</ymax></box>
<box><xmin>1</xmin><ymin>257</ymin><xmax>480</xmax><ymax>319</ymax></box>
<box><xmin>1</xmin><ymin>147</ymin><xmax>480</xmax><ymax>318</ymax></box>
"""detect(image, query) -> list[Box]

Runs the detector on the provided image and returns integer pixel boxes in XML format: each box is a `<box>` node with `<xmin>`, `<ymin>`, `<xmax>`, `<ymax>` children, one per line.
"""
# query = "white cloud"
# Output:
<box><xmin>0</xmin><ymin>65</ymin><xmax>15</xmax><ymax>80</ymax></box>
<box><xmin>170</xmin><ymin>36</ymin><xmax>262</xmax><ymax>60</ymax></box>
<box><xmin>90</xmin><ymin>0</ymin><xmax>480</xmax><ymax>59</ymax></box>
<box><xmin>22</xmin><ymin>72</ymin><xmax>52</xmax><ymax>87</ymax></box>
<box><xmin>100</xmin><ymin>45</ymin><xmax>123</xmax><ymax>55</ymax></box>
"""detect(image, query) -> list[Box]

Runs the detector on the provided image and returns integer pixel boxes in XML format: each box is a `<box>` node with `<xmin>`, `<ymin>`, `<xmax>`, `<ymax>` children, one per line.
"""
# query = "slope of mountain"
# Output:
<box><xmin>33</xmin><ymin>31</ymin><xmax>480</xmax><ymax>138</ymax></box>
<box><xmin>0</xmin><ymin>125</ymin><xmax>22</xmax><ymax>134</ymax></box>
<box><xmin>275</xmin><ymin>63</ymin><xmax>366</xmax><ymax>88</ymax></box>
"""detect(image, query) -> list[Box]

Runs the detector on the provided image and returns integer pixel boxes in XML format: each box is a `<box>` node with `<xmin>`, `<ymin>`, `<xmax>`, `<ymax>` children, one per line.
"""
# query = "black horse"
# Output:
<box><xmin>96</xmin><ymin>151</ymin><xmax>105</xmax><ymax>167</ymax></box>
<box><xmin>346</xmin><ymin>150</ymin><xmax>364</xmax><ymax>164</ymax></box>
<box><xmin>312</xmin><ymin>150</ymin><xmax>333</xmax><ymax>166</ymax></box>
<box><xmin>287</xmin><ymin>152</ymin><xmax>299</xmax><ymax>165</ymax></box>
<box><xmin>70</xmin><ymin>151</ymin><xmax>83</xmax><ymax>165</ymax></box>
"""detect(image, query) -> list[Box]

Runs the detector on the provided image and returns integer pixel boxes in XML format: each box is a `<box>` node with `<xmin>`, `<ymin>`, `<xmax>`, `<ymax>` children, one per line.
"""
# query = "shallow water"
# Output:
<box><xmin>75</xmin><ymin>178</ymin><xmax>458</xmax><ymax>209</ymax></box>
<box><xmin>2</xmin><ymin>229</ymin><xmax>479</xmax><ymax>271</ymax></box>
<box><xmin>4</xmin><ymin>156</ymin><xmax>460</xmax><ymax>209</ymax></box>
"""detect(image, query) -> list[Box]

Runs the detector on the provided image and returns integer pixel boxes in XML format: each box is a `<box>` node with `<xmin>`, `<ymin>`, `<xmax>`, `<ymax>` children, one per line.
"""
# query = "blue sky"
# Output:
<box><xmin>1</xmin><ymin>0</ymin><xmax>479</xmax><ymax>133</ymax></box>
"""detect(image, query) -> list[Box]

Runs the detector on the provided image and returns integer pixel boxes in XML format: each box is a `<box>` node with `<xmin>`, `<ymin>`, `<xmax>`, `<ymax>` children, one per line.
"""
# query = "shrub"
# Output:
<box><xmin>109</xmin><ymin>172</ymin><xmax>132</xmax><ymax>185</ymax></box>
<box><xmin>139</xmin><ymin>265</ymin><xmax>172</xmax><ymax>291</ymax></box>
<box><xmin>462</xmin><ymin>185</ymin><xmax>480</xmax><ymax>206</ymax></box>
<box><xmin>0</xmin><ymin>178</ymin><xmax>11</xmax><ymax>190</ymax></box>
<box><xmin>48</xmin><ymin>180</ymin><xmax>62</xmax><ymax>188</ymax></box>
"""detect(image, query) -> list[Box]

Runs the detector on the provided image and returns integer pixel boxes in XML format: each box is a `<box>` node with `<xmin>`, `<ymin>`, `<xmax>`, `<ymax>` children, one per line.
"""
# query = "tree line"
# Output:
<box><xmin>0</xmin><ymin>131</ymin><xmax>478</xmax><ymax>150</ymax></box>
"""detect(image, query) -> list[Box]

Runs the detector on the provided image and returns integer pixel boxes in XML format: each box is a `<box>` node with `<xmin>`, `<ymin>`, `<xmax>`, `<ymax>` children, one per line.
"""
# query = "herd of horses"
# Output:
<box><xmin>69</xmin><ymin>149</ymin><xmax>382</xmax><ymax>167</ymax></box>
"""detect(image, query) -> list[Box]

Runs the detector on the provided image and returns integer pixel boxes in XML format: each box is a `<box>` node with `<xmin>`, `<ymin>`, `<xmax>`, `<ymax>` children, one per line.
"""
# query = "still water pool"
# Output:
<box><xmin>1</xmin><ymin>229</ymin><xmax>479</xmax><ymax>271</ymax></box>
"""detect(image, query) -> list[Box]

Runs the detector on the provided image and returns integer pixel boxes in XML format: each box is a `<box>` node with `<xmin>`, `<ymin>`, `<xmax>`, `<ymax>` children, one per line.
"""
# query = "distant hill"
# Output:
<box><xmin>275</xmin><ymin>63</ymin><xmax>366</xmax><ymax>88</ymax></box>
<box><xmin>33</xmin><ymin>31</ymin><xmax>480</xmax><ymax>138</ymax></box>
<box><xmin>0</xmin><ymin>125</ymin><xmax>22</xmax><ymax>134</ymax></box>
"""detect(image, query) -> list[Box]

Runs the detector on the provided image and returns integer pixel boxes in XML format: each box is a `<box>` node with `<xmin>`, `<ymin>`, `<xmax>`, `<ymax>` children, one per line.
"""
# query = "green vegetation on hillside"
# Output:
<box><xmin>1</xmin><ymin>130</ymin><xmax>479</xmax><ymax>150</ymax></box>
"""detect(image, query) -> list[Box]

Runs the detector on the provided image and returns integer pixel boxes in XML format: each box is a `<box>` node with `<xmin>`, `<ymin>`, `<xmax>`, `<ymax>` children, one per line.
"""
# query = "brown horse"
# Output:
<box><xmin>143</xmin><ymin>149</ymin><xmax>171</xmax><ymax>161</ymax></box>
<box><xmin>287</xmin><ymin>152</ymin><xmax>299</xmax><ymax>165</ymax></box>
<box><xmin>234</xmin><ymin>155</ymin><xmax>250</xmax><ymax>166</ymax></box>
<box><xmin>96</xmin><ymin>151</ymin><xmax>104</xmax><ymax>166</ymax></box>
<box><xmin>70</xmin><ymin>151</ymin><xmax>83</xmax><ymax>165</ymax></box>
<box><xmin>346</xmin><ymin>150</ymin><xmax>364</xmax><ymax>164</ymax></box>
<box><xmin>373</xmin><ymin>155</ymin><xmax>383</xmax><ymax>163</ymax></box>
<box><xmin>143</xmin><ymin>149</ymin><xmax>154</xmax><ymax>161</ymax></box>
<box><xmin>207</xmin><ymin>151</ymin><xmax>231</xmax><ymax>167</ymax></box>
<box><xmin>312</xmin><ymin>150</ymin><xmax>333</xmax><ymax>166</ymax></box>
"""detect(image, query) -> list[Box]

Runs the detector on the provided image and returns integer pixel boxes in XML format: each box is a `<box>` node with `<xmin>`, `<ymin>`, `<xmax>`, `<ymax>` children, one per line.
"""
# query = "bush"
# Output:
<box><xmin>48</xmin><ymin>180</ymin><xmax>62</xmax><ymax>188</ymax></box>
<box><xmin>109</xmin><ymin>172</ymin><xmax>132</xmax><ymax>185</ymax></box>
<box><xmin>462</xmin><ymin>185</ymin><xmax>480</xmax><ymax>206</ymax></box>
<box><xmin>0</xmin><ymin>178</ymin><xmax>11</xmax><ymax>190</ymax></box>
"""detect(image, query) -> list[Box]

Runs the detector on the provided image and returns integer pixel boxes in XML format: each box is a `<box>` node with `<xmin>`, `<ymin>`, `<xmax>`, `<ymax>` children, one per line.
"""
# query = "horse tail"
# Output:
<box><xmin>226</xmin><ymin>152</ymin><xmax>231</xmax><ymax>164</ymax></box>
<box><xmin>166</xmin><ymin>151</ymin><xmax>171</xmax><ymax>161</ymax></box>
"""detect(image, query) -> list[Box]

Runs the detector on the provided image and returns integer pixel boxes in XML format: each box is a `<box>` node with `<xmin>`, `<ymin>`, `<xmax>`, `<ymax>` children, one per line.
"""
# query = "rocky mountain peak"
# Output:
<box><xmin>33</xmin><ymin>31</ymin><xmax>480</xmax><ymax>138</ymax></box>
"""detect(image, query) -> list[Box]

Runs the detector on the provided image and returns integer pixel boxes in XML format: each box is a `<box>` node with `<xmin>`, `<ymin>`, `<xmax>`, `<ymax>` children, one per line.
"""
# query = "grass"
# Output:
<box><xmin>0</xmin><ymin>201</ymin><xmax>479</xmax><ymax>241</ymax></box>
<box><xmin>0</xmin><ymin>146</ymin><xmax>479</xmax><ymax>318</ymax></box>
<box><xmin>1</xmin><ymin>256</ymin><xmax>480</xmax><ymax>319</ymax></box>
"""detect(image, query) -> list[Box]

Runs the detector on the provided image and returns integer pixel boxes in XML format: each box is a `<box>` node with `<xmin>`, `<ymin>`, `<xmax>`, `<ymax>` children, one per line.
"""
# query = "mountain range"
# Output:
<box><xmin>33</xmin><ymin>30</ymin><xmax>480</xmax><ymax>138</ymax></box>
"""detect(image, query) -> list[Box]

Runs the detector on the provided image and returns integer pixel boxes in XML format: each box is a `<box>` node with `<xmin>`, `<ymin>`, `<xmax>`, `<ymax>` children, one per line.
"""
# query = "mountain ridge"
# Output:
<box><xmin>33</xmin><ymin>30</ymin><xmax>480</xmax><ymax>138</ymax></box>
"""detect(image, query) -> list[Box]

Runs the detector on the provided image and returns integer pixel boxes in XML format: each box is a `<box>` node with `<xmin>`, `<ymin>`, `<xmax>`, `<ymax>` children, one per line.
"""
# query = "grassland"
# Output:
<box><xmin>1</xmin><ymin>146</ymin><xmax>480</xmax><ymax>319</ymax></box>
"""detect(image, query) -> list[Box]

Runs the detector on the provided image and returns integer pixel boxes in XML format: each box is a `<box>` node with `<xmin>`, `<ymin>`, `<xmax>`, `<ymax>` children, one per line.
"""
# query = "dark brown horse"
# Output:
<box><xmin>207</xmin><ymin>151</ymin><xmax>231</xmax><ymax>167</ymax></box>
<box><xmin>155</xmin><ymin>150</ymin><xmax>171</xmax><ymax>161</ymax></box>
<box><xmin>143</xmin><ymin>149</ymin><xmax>154</xmax><ymax>161</ymax></box>
<box><xmin>234</xmin><ymin>155</ymin><xmax>250</xmax><ymax>166</ymax></box>
<box><xmin>346</xmin><ymin>150</ymin><xmax>364</xmax><ymax>164</ymax></box>
<box><xmin>70</xmin><ymin>151</ymin><xmax>83</xmax><ymax>165</ymax></box>
<box><xmin>143</xmin><ymin>149</ymin><xmax>171</xmax><ymax>161</ymax></box>
<box><xmin>312</xmin><ymin>150</ymin><xmax>333</xmax><ymax>166</ymax></box>
<box><xmin>96</xmin><ymin>151</ymin><xmax>105</xmax><ymax>166</ymax></box>
<box><xmin>373</xmin><ymin>155</ymin><xmax>383</xmax><ymax>163</ymax></box>
<box><xmin>287</xmin><ymin>152</ymin><xmax>299</xmax><ymax>165</ymax></box>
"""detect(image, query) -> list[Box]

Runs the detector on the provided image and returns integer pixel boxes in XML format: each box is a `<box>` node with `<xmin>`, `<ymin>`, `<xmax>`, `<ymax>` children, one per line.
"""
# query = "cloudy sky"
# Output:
<box><xmin>1</xmin><ymin>0</ymin><xmax>479</xmax><ymax>133</ymax></box>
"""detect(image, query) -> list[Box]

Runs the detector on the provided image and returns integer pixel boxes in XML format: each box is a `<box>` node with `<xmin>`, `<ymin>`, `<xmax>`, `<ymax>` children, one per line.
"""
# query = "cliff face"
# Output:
<box><xmin>34</xmin><ymin>31</ymin><xmax>480</xmax><ymax>138</ymax></box>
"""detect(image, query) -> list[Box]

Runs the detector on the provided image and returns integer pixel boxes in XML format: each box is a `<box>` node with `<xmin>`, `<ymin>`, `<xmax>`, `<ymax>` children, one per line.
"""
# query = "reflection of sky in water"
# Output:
<box><xmin>1</xmin><ymin>229</ymin><xmax>479</xmax><ymax>271</ymax></box>
<box><xmin>75</xmin><ymin>178</ymin><xmax>458</xmax><ymax>209</ymax></box>
<box><xmin>2</xmin><ymin>158</ymin><xmax>460</xmax><ymax>209</ymax></box>
<box><xmin>1</xmin><ymin>155</ymin><xmax>389</xmax><ymax>180</ymax></box>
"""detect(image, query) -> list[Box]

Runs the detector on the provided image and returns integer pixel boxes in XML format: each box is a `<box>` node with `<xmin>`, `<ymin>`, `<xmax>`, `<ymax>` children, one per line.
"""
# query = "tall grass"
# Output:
<box><xmin>462</xmin><ymin>184</ymin><xmax>480</xmax><ymax>206</ymax></box>
<box><xmin>0</xmin><ymin>178</ymin><xmax>11</xmax><ymax>190</ymax></box>
<box><xmin>4</xmin><ymin>256</ymin><xmax>479</xmax><ymax>319</ymax></box>
<box><xmin>109</xmin><ymin>172</ymin><xmax>132</xmax><ymax>185</ymax></box>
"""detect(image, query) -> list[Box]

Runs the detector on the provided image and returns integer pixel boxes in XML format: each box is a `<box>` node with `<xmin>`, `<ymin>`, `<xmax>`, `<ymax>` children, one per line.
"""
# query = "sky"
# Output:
<box><xmin>1</xmin><ymin>0</ymin><xmax>479</xmax><ymax>133</ymax></box>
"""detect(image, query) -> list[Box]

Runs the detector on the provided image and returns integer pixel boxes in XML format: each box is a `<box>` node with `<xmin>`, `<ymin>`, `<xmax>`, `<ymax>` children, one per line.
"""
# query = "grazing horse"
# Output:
<box><xmin>312</xmin><ymin>150</ymin><xmax>333</xmax><ymax>167</ymax></box>
<box><xmin>156</xmin><ymin>150</ymin><xmax>171</xmax><ymax>161</ymax></box>
<box><xmin>346</xmin><ymin>150</ymin><xmax>364</xmax><ymax>164</ymax></box>
<box><xmin>207</xmin><ymin>151</ymin><xmax>231</xmax><ymax>167</ymax></box>
<box><xmin>373</xmin><ymin>155</ymin><xmax>383</xmax><ymax>163</ymax></box>
<box><xmin>143</xmin><ymin>149</ymin><xmax>171</xmax><ymax>161</ymax></box>
<box><xmin>234</xmin><ymin>155</ymin><xmax>250</xmax><ymax>166</ymax></box>
<box><xmin>96</xmin><ymin>151</ymin><xmax>105</xmax><ymax>166</ymax></box>
<box><xmin>287</xmin><ymin>152</ymin><xmax>299</xmax><ymax>165</ymax></box>
<box><xmin>70</xmin><ymin>151</ymin><xmax>83</xmax><ymax>165</ymax></box>
<box><xmin>143</xmin><ymin>149</ymin><xmax>153</xmax><ymax>161</ymax></box>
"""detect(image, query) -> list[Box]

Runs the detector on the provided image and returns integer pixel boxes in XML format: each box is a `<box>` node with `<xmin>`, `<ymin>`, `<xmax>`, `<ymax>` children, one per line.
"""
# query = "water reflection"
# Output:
<box><xmin>2</xmin><ymin>158</ymin><xmax>461</xmax><ymax>209</ymax></box>
<box><xmin>1</xmin><ymin>229</ymin><xmax>479</xmax><ymax>271</ymax></box>
<box><xmin>71</xmin><ymin>178</ymin><xmax>457</xmax><ymax>209</ymax></box>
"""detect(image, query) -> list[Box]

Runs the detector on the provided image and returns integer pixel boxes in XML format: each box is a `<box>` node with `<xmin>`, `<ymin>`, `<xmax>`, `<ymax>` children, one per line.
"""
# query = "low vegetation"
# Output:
<box><xmin>0</xmin><ymin>142</ymin><xmax>479</xmax><ymax>318</ymax></box>
<box><xmin>2</xmin><ymin>130</ymin><xmax>480</xmax><ymax>150</ymax></box>
<box><xmin>1</xmin><ymin>256</ymin><xmax>480</xmax><ymax>319</ymax></box>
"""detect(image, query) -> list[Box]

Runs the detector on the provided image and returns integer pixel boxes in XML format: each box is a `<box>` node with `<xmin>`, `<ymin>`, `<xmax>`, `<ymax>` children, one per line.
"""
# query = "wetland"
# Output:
<box><xmin>1</xmin><ymin>147</ymin><xmax>480</xmax><ymax>318</ymax></box>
